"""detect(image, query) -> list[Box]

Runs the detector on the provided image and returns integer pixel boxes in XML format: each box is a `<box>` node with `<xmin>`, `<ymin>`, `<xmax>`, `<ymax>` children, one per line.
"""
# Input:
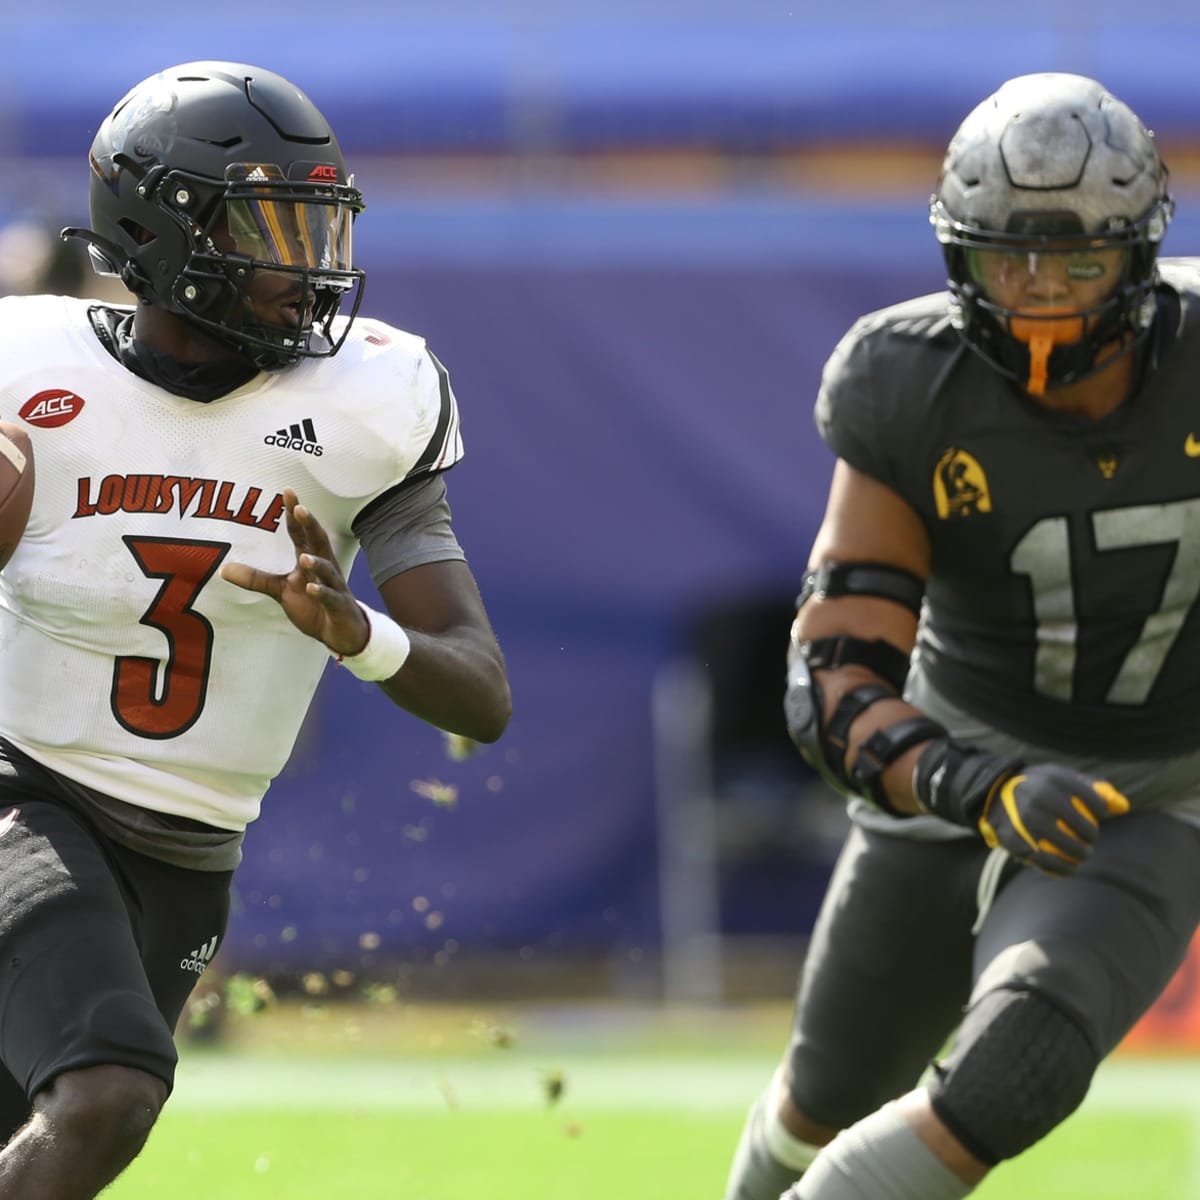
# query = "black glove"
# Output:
<box><xmin>914</xmin><ymin>739</ymin><xmax>1130</xmax><ymax>876</ymax></box>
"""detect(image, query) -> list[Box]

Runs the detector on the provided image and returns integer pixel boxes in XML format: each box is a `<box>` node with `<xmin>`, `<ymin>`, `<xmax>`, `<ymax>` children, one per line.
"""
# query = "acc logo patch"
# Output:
<box><xmin>934</xmin><ymin>447</ymin><xmax>992</xmax><ymax>518</ymax></box>
<box><xmin>20</xmin><ymin>389</ymin><xmax>85</xmax><ymax>428</ymax></box>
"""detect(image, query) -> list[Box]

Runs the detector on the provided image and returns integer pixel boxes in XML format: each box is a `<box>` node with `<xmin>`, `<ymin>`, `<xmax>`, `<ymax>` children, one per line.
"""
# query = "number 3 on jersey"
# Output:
<box><xmin>1010</xmin><ymin>498</ymin><xmax>1200</xmax><ymax>704</ymax></box>
<box><xmin>112</xmin><ymin>536</ymin><xmax>230</xmax><ymax>739</ymax></box>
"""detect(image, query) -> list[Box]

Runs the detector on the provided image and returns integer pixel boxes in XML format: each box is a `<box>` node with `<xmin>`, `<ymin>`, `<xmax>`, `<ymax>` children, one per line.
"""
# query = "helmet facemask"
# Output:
<box><xmin>932</xmin><ymin>205</ymin><xmax>1170</xmax><ymax>395</ymax></box>
<box><xmin>169</xmin><ymin>164</ymin><xmax>365</xmax><ymax>370</ymax></box>
<box><xmin>930</xmin><ymin>73</ymin><xmax>1173</xmax><ymax>395</ymax></box>
<box><xmin>91</xmin><ymin>162</ymin><xmax>365</xmax><ymax>371</ymax></box>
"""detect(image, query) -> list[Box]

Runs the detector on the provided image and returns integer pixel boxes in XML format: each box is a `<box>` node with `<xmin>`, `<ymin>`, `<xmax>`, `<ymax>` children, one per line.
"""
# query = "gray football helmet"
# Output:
<box><xmin>930</xmin><ymin>73</ymin><xmax>1172</xmax><ymax>393</ymax></box>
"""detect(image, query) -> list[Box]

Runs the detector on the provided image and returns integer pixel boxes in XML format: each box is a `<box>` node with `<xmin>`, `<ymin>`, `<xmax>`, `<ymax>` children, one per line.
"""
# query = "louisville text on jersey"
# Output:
<box><xmin>73</xmin><ymin>475</ymin><xmax>284</xmax><ymax>531</ymax></box>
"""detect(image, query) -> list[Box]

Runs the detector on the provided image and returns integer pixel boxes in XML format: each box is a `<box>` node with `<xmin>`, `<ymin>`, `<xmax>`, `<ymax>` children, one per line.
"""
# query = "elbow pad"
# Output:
<box><xmin>784</xmin><ymin>634</ymin><xmax>940</xmax><ymax>815</ymax></box>
<box><xmin>785</xmin><ymin>561</ymin><xmax>934</xmax><ymax>813</ymax></box>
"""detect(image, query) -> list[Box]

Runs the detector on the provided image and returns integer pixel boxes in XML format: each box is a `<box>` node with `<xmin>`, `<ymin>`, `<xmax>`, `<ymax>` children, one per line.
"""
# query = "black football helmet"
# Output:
<box><xmin>63</xmin><ymin>61</ymin><xmax>366</xmax><ymax>371</ymax></box>
<box><xmin>929</xmin><ymin>73</ymin><xmax>1172</xmax><ymax>394</ymax></box>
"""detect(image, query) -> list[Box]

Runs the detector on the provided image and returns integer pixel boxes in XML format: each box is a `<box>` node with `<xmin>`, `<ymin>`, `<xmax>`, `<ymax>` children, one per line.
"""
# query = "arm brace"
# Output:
<box><xmin>785</xmin><ymin>634</ymin><xmax>942</xmax><ymax>815</ymax></box>
<box><xmin>797</xmin><ymin>561</ymin><xmax>925</xmax><ymax>615</ymax></box>
<box><xmin>785</xmin><ymin>560</ymin><xmax>934</xmax><ymax>815</ymax></box>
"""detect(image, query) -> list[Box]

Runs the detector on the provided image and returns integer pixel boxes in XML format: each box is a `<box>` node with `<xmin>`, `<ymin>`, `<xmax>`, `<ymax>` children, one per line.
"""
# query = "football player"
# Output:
<box><xmin>723</xmin><ymin>73</ymin><xmax>1200</xmax><ymax>1200</ymax></box>
<box><xmin>0</xmin><ymin>62</ymin><xmax>510</xmax><ymax>1197</ymax></box>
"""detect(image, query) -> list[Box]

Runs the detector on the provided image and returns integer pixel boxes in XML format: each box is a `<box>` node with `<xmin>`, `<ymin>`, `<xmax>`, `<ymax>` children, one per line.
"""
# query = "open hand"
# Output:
<box><xmin>219</xmin><ymin>488</ymin><xmax>369</xmax><ymax>657</ymax></box>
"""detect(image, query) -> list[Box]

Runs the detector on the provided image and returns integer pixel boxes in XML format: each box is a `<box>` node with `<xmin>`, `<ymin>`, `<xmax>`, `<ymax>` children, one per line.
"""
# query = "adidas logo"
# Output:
<box><xmin>180</xmin><ymin>935</ymin><xmax>219</xmax><ymax>975</ymax></box>
<box><xmin>264</xmin><ymin>417</ymin><xmax>323</xmax><ymax>456</ymax></box>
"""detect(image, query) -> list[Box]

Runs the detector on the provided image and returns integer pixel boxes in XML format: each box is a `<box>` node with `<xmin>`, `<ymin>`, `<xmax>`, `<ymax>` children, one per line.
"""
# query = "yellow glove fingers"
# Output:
<box><xmin>978</xmin><ymin>775</ymin><xmax>1006</xmax><ymax>849</ymax></box>
<box><xmin>977</xmin><ymin>770</ymin><xmax>1126</xmax><ymax>876</ymax></box>
<box><xmin>1091</xmin><ymin>780</ymin><xmax>1131</xmax><ymax>817</ymax></box>
<box><xmin>1040</xmin><ymin>836</ymin><xmax>1084</xmax><ymax>865</ymax></box>
<box><xmin>986</xmin><ymin>774</ymin><xmax>1090</xmax><ymax>849</ymax></box>
<box><xmin>980</xmin><ymin>773</ymin><xmax>1124</xmax><ymax>873</ymax></box>
<box><xmin>998</xmin><ymin>775</ymin><xmax>1038</xmax><ymax>851</ymax></box>
<box><xmin>1048</xmin><ymin>803</ymin><xmax>1094</xmax><ymax>846</ymax></box>
<box><xmin>1050</xmin><ymin>821</ymin><xmax>1088</xmax><ymax>862</ymax></box>
<box><xmin>1005</xmin><ymin>790</ymin><xmax>1090</xmax><ymax>851</ymax></box>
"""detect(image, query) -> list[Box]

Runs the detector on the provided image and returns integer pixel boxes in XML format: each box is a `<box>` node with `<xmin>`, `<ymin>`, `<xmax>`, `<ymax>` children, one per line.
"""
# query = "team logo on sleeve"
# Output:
<box><xmin>934</xmin><ymin>448</ymin><xmax>992</xmax><ymax>518</ymax></box>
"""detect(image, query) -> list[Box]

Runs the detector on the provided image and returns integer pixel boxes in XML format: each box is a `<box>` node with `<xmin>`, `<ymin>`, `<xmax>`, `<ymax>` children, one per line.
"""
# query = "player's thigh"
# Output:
<box><xmin>127</xmin><ymin>850</ymin><xmax>233</xmax><ymax>1031</ymax></box>
<box><xmin>971</xmin><ymin>810</ymin><xmax>1200</xmax><ymax>1053</ymax></box>
<box><xmin>785</xmin><ymin>825</ymin><xmax>982</xmax><ymax>1127</ymax></box>
<box><xmin>0</xmin><ymin>800</ymin><xmax>177</xmax><ymax>1098</ymax></box>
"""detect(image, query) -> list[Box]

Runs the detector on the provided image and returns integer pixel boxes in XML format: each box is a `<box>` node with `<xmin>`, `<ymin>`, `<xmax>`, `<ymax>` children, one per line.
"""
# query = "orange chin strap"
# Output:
<box><xmin>1007</xmin><ymin>309</ymin><xmax>1085</xmax><ymax>396</ymax></box>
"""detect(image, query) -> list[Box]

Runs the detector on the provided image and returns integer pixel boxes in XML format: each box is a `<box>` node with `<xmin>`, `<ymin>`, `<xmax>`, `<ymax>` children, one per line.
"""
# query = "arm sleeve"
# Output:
<box><xmin>352</xmin><ymin>473</ymin><xmax>466</xmax><ymax>589</ymax></box>
<box><xmin>814</xmin><ymin>316</ymin><xmax>902</xmax><ymax>493</ymax></box>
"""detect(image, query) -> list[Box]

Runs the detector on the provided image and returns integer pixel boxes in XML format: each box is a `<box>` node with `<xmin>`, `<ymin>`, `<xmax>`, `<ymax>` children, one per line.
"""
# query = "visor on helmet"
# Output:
<box><xmin>956</xmin><ymin>244</ymin><xmax>1129</xmax><ymax>395</ymax></box>
<box><xmin>964</xmin><ymin>244</ymin><xmax>1129</xmax><ymax>296</ymax></box>
<box><xmin>221</xmin><ymin>163</ymin><xmax>356</xmax><ymax>279</ymax></box>
<box><xmin>931</xmin><ymin>194</ymin><xmax>1170</xmax><ymax>395</ymax></box>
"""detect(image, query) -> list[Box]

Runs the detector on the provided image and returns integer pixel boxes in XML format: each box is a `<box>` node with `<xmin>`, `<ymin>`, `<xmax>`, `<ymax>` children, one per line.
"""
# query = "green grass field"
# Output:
<box><xmin>104</xmin><ymin>1001</ymin><xmax>1200</xmax><ymax>1200</ymax></box>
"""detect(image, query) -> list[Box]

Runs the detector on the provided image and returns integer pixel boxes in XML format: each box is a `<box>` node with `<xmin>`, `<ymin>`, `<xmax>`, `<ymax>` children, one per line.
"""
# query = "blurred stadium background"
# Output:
<box><xmin>5</xmin><ymin>3</ymin><xmax>1200</xmax><ymax>1195</ymax></box>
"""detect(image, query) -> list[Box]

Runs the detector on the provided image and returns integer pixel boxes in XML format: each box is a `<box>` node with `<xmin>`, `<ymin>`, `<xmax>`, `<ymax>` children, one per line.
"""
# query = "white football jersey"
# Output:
<box><xmin>0</xmin><ymin>295</ymin><xmax>462</xmax><ymax>830</ymax></box>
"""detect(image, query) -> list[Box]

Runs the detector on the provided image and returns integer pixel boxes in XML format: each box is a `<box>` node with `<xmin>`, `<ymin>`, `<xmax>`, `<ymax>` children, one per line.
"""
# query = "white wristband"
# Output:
<box><xmin>335</xmin><ymin>602</ymin><xmax>411</xmax><ymax>681</ymax></box>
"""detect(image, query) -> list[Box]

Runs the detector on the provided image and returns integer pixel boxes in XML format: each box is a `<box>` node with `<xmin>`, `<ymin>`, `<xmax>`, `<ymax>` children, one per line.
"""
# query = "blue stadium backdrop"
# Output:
<box><xmin>2</xmin><ymin>2</ymin><xmax>1200</xmax><ymax>981</ymax></box>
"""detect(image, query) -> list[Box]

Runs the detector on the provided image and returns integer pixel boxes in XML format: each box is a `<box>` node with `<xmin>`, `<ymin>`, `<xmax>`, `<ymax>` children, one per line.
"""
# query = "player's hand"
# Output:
<box><xmin>219</xmin><ymin>488</ymin><xmax>369</xmax><ymax>656</ymax></box>
<box><xmin>978</xmin><ymin>764</ymin><xmax>1130</xmax><ymax>876</ymax></box>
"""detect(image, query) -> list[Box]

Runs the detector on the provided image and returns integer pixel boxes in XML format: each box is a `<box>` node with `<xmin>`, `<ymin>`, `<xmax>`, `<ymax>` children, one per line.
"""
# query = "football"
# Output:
<box><xmin>0</xmin><ymin>421</ymin><xmax>34</xmax><ymax>571</ymax></box>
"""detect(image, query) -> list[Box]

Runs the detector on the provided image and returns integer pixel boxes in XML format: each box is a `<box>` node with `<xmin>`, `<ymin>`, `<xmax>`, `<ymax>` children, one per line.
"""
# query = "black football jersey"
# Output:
<box><xmin>816</xmin><ymin>258</ymin><xmax>1200</xmax><ymax>759</ymax></box>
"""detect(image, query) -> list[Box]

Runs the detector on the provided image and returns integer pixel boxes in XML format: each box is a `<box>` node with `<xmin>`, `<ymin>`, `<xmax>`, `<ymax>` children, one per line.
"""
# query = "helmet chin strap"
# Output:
<box><xmin>1008</xmin><ymin>309</ymin><xmax>1085</xmax><ymax>395</ymax></box>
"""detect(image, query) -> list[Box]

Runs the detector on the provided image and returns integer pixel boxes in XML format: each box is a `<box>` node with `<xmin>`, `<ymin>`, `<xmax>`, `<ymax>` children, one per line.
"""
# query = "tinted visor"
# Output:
<box><xmin>225</xmin><ymin>196</ymin><xmax>353</xmax><ymax>274</ymax></box>
<box><xmin>221</xmin><ymin>163</ymin><xmax>356</xmax><ymax>279</ymax></box>
<box><xmin>964</xmin><ymin>244</ymin><xmax>1130</xmax><ymax>298</ymax></box>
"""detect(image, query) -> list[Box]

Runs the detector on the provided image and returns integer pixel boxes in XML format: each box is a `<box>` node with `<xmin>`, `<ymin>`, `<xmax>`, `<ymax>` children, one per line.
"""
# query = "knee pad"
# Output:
<box><xmin>927</xmin><ymin>987</ymin><xmax>1099</xmax><ymax>1165</ymax></box>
